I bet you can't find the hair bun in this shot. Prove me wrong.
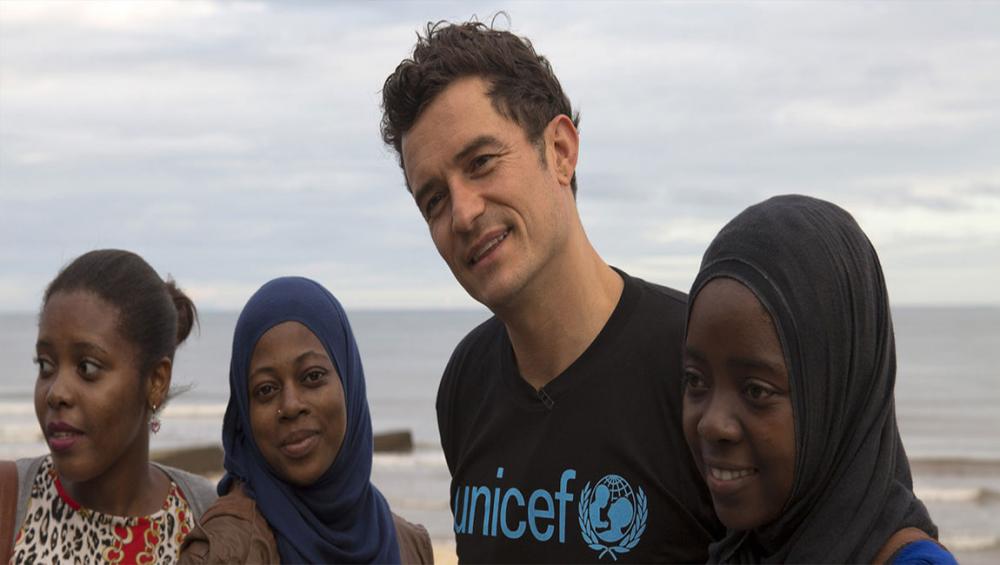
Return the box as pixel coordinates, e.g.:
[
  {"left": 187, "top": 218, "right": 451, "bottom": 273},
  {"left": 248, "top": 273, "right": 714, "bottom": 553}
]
[{"left": 165, "top": 278, "right": 198, "bottom": 346}]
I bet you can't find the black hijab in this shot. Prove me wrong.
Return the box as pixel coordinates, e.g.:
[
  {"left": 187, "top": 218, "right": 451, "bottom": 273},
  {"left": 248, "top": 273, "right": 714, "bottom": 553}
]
[{"left": 688, "top": 195, "right": 936, "bottom": 563}]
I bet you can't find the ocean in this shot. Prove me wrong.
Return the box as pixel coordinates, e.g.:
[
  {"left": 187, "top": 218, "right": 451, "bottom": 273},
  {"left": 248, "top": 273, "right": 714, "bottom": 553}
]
[{"left": 2, "top": 307, "right": 998, "bottom": 563}]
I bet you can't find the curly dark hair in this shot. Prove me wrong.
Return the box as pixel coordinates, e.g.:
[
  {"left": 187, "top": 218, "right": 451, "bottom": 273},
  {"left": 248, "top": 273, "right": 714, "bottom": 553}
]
[{"left": 380, "top": 18, "right": 580, "bottom": 194}]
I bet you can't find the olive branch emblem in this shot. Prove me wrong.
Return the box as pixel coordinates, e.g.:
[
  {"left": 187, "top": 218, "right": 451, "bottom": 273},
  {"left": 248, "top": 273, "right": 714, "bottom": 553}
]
[{"left": 577, "top": 479, "right": 648, "bottom": 560}]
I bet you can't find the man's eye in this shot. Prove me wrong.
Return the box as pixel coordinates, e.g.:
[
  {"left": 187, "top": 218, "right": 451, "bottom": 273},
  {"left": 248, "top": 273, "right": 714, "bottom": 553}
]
[
  {"left": 470, "top": 154, "right": 494, "bottom": 172},
  {"left": 424, "top": 192, "right": 445, "bottom": 218}
]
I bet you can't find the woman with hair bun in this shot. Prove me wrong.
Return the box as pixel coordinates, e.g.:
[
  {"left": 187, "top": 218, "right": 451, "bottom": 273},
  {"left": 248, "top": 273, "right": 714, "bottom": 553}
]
[{"left": 6, "top": 249, "right": 217, "bottom": 564}]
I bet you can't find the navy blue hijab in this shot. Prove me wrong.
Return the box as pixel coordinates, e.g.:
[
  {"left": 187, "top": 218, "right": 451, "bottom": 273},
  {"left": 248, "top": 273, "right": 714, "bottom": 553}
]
[{"left": 219, "top": 277, "right": 401, "bottom": 563}]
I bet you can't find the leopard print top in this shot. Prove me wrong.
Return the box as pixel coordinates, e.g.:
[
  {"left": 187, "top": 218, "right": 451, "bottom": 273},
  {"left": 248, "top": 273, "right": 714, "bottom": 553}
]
[{"left": 10, "top": 456, "right": 194, "bottom": 565}]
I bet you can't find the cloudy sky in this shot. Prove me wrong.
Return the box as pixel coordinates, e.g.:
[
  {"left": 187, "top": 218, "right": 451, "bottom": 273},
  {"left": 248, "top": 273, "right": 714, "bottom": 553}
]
[{"left": 1, "top": 1, "right": 998, "bottom": 312}]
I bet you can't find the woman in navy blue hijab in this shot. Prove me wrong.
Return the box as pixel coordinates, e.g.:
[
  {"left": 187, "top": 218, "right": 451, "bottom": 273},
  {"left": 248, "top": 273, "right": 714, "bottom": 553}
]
[{"left": 180, "top": 277, "right": 432, "bottom": 564}]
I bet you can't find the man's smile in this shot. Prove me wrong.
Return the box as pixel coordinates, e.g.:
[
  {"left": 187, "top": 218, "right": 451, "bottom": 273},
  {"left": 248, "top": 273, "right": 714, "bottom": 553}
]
[{"left": 467, "top": 228, "right": 510, "bottom": 266}]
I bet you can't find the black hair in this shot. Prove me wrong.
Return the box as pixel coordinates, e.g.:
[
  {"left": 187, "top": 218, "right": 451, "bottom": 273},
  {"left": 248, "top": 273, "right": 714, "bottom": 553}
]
[
  {"left": 43, "top": 249, "right": 197, "bottom": 399},
  {"left": 381, "top": 17, "right": 580, "bottom": 194}
]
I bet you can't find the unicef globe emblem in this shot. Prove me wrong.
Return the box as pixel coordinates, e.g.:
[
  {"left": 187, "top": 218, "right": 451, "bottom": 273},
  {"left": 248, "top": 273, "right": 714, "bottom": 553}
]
[{"left": 577, "top": 474, "right": 648, "bottom": 560}]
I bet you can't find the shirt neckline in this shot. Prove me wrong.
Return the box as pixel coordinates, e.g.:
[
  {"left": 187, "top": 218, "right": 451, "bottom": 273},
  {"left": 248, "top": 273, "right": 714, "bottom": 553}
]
[
  {"left": 46, "top": 455, "right": 181, "bottom": 524},
  {"left": 499, "top": 267, "right": 639, "bottom": 410}
]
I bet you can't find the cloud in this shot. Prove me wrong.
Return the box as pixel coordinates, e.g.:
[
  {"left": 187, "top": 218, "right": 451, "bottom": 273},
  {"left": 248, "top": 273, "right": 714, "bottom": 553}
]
[
  {"left": 0, "top": 1, "right": 227, "bottom": 30},
  {"left": 1, "top": 1, "right": 999, "bottom": 310}
]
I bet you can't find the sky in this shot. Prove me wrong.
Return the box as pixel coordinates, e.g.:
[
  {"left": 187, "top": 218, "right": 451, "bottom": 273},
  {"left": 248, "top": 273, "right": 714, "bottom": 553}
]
[{"left": 1, "top": 0, "right": 998, "bottom": 312}]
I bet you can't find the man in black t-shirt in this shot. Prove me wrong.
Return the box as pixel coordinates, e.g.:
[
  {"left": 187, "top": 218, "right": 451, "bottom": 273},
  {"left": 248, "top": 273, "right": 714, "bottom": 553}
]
[{"left": 379, "top": 20, "right": 721, "bottom": 562}]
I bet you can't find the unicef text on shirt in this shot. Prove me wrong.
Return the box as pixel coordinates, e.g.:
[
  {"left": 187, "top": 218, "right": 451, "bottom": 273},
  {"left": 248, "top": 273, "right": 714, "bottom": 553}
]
[{"left": 453, "top": 467, "right": 577, "bottom": 542}]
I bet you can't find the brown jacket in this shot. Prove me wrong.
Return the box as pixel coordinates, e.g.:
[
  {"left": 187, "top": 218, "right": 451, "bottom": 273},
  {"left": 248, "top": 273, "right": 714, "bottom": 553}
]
[{"left": 179, "top": 482, "right": 432, "bottom": 564}]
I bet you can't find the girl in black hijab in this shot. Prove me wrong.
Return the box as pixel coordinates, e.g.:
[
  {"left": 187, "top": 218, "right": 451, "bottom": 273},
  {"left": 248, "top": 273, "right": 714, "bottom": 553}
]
[{"left": 682, "top": 195, "right": 955, "bottom": 563}]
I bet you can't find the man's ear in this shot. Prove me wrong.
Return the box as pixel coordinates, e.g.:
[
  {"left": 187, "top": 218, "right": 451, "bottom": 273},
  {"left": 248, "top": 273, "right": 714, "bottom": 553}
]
[
  {"left": 547, "top": 114, "right": 579, "bottom": 188},
  {"left": 147, "top": 356, "right": 172, "bottom": 411}
]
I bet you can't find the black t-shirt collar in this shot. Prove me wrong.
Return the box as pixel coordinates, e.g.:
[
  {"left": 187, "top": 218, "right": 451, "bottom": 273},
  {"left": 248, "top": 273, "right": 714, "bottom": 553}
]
[{"left": 499, "top": 267, "right": 638, "bottom": 410}]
